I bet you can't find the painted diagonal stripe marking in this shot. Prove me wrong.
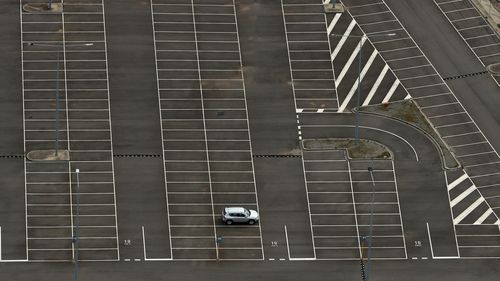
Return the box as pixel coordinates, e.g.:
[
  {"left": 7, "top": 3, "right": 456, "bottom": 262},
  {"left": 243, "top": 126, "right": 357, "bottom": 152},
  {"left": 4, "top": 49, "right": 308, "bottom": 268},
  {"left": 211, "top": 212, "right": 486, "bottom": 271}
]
[
  {"left": 338, "top": 49, "right": 377, "bottom": 112},
  {"left": 450, "top": 185, "right": 476, "bottom": 208},
  {"left": 454, "top": 197, "right": 484, "bottom": 225},
  {"left": 335, "top": 36, "right": 367, "bottom": 88},
  {"left": 327, "top": 13, "right": 342, "bottom": 36},
  {"left": 448, "top": 173, "right": 468, "bottom": 191},
  {"left": 363, "top": 64, "right": 389, "bottom": 106},
  {"left": 474, "top": 208, "right": 493, "bottom": 225},
  {"left": 331, "top": 19, "right": 356, "bottom": 61},
  {"left": 381, "top": 79, "right": 400, "bottom": 103}
]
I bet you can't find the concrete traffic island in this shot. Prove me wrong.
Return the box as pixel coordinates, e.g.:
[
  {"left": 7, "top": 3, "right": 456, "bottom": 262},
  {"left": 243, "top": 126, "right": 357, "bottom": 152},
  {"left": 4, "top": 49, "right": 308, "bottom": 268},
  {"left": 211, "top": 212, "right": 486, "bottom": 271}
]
[
  {"left": 23, "top": 3, "right": 63, "bottom": 13},
  {"left": 27, "top": 150, "right": 70, "bottom": 161},
  {"left": 359, "top": 100, "right": 460, "bottom": 169},
  {"left": 302, "top": 138, "right": 392, "bottom": 160},
  {"left": 487, "top": 63, "right": 500, "bottom": 76}
]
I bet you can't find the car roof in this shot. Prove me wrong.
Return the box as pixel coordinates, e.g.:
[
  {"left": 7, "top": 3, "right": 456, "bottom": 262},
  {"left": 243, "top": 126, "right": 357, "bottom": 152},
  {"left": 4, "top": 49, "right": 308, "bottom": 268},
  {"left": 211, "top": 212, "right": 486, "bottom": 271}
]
[{"left": 225, "top": 207, "right": 245, "bottom": 213}]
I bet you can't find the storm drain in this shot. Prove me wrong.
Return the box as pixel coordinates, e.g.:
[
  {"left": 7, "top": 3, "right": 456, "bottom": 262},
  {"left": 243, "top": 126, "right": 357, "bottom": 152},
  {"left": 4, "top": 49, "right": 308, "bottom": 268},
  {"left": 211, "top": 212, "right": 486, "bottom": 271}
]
[
  {"left": 253, "top": 155, "right": 301, "bottom": 158},
  {"left": 443, "top": 71, "right": 488, "bottom": 81}
]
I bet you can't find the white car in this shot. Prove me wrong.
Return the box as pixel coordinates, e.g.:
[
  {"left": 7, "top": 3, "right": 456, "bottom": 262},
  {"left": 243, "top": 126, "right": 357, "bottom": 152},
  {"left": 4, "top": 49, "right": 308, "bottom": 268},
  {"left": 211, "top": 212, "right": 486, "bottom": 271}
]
[{"left": 222, "top": 207, "right": 259, "bottom": 225}]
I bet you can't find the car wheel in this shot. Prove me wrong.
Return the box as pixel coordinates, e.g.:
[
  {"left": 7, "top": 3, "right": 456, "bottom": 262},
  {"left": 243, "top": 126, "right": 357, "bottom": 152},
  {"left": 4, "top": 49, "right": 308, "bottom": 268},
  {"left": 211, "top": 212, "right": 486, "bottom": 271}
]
[
  {"left": 226, "top": 220, "right": 233, "bottom": 225},
  {"left": 248, "top": 220, "right": 255, "bottom": 225}
]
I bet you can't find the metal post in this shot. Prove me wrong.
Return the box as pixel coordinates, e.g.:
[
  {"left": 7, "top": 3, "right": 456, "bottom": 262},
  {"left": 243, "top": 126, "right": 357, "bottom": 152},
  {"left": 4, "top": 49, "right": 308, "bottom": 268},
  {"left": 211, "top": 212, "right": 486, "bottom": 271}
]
[
  {"left": 354, "top": 37, "right": 362, "bottom": 142},
  {"left": 73, "top": 169, "right": 80, "bottom": 281},
  {"left": 55, "top": 50, "right": 60, "bottom": 156},
  {"left": 366, "top": 167, "right": 375, "bottom": 281}
]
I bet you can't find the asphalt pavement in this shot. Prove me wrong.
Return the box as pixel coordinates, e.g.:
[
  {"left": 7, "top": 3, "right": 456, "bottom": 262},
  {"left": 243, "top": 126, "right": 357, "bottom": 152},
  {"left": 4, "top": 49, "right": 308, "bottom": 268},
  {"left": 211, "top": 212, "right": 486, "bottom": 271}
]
[{"left": 1, "top": 0, "right": 500, "bottom": 279}]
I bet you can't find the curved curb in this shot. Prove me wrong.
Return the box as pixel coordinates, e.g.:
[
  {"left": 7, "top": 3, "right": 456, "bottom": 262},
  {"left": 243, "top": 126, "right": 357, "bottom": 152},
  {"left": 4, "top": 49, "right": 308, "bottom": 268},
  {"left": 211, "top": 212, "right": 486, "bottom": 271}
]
[
  {"left": 26, "top": 150, "right": 70, "bottom": 162},
  {"left": 301, "top": 138, "right": 393, "bottom": 160},
  {"left": 354, "top": 105, "right": 460, "bottom": 171},
  {"left": 23, "top": 3, "right": 63, "bottom": 13}
]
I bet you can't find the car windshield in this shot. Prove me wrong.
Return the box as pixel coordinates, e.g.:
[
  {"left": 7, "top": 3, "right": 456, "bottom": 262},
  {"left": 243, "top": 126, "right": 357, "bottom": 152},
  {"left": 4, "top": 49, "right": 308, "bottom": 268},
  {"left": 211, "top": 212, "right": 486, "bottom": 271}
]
[{"left": 244, "top": 208, "right": 250, "bottom": 216}]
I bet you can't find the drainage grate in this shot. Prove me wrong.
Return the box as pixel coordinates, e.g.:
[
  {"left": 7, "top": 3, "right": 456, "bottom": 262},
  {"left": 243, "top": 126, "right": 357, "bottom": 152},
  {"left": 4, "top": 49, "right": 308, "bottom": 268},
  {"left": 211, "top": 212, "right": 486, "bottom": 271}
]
[
  {"left": 253, "top": 155, "right": 301, "bottom": 158},
  {"left": 113, "top": 154, "right": 162, "bottom": 158},
  {"left": 0, "top": 155, "right": 24, "bottom": 159},
  {"left": 443, "top": 71, "right": 488, "bottom": 81}
]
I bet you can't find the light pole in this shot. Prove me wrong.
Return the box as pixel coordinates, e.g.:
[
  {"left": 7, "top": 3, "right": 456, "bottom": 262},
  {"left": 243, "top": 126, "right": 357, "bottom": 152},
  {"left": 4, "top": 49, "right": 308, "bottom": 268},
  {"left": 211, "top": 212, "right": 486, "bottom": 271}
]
[
  {"left": 26, "top": 42, "right": 93, "bottom": 157},
  {"left": 330, "top": 33, "right": 396, "bottom": 142},
  {"left": 73, "top": 169, "right": 81, "bottom": 281},
  {"left": 365, "top": 166, "right": 376, "bottom": 281}
]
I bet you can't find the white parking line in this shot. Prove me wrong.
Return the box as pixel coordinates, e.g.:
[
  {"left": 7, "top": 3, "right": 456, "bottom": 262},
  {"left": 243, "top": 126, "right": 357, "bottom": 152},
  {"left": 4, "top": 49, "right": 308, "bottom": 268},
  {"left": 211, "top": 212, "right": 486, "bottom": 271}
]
[
  {"left": 335, "top": 36, "right": 367, "bottom": 88},
  {"left": 331, "top": 20, "right": 357, "bottom": 61},
  {"left": 433, "top": 0, "right": 500, "bottom": 89},
  {"left": 438, "top": 0, "right": 462, "bottom": 4},
  {"left": 347, "top": 2, "right": 383, "bottom": 9},
  {"left": 392, "top": 64, "right": 431, "bottom": 71},
  {"left": 327, "top": 13, "right": 342, "bottom": 36},
  {"left": 479, "top": 52, "right": 500, "bottom": 58},
  {"left": 434, "top": 121, "right": 473, "bottom": 129},
  {"left": 455, "top": 151, "right": 495, "bottom": 158},
  {"left": 466, "top": 33, "right": 495, "bottom": 40},
  {"left": 420, "top": 102, "right": 459, "bottom": 109},
  {"left": 450, "top": 185, "right": 476, "bottom": 207},
  {"left": 338, "top": 49, "right": 378, "bottom": 112},
  {"left": 366, "top": 28, "right": 403, "bottom": 36},
  {"left": 360, "top": 19, "right": 397, "bottom": 26},
  {"left": 379, "top": 46, "right": 418, "bottom": 54},
  {"left": 381, "top": 79, "right": 400, "bottom": 103},
  {"left": 347, "top": 160, "right": 362, "bottom": 258},
  {"left": 464, "top": 160, "right": 500, "bottom": 168},
  {"left": 446, "top": 7, "right": 475, "bottom": 13},
  {"left": 470, "top": 172, "right": 500, "bottom": 179},
  {"left": 451, "top": 15, "right": 482, "bottom": 23},
  {"left": 406, "top": 83, "right": 445, "bottom": 90},
  {"left": 454, "top": 197, "right": 484, "bottom": 224},
  {"left": 473, "top": 43, "right": 500, "bottom": 49}
]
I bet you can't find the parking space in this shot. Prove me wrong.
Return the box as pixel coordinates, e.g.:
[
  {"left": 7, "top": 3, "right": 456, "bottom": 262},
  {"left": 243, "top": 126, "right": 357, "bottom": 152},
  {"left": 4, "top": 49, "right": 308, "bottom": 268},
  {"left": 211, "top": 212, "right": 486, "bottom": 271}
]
[
  {"left": 21, "top": 0, "right": 118, "bottom": 261},
  {"left": 343, "top": 0, "right": 500, "bottom": 218},
  {"left": 281, "top": 0, "right": 338, "bottom": 112},
  {"left": 434, "top": 0, "right": 500, "bottom": 86},
  {"left": 455, "top": 224, "right": 500, "bottom": 258},
  {"left": 151, "top": 0, "right": 263, "bottom": 260},
  {"left": 302, "top": 150, "right": 406, "bottom": 260}
]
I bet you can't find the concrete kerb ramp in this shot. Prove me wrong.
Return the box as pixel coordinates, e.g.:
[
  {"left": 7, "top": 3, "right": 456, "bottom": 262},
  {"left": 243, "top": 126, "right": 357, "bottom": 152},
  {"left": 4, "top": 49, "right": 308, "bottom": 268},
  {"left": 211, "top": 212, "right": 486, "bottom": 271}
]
[{"left": 26, "top": 150, "right": 70, "bottom": 162}]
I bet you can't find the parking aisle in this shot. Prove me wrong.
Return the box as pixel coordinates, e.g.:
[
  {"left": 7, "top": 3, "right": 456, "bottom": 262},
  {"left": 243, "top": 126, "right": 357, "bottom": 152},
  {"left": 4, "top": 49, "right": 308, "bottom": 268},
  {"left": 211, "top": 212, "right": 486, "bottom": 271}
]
[
  {"left": 21, "top": 0, "right": 118, "bottom": 261},
  {"left": 303, "top": 150, "right": 406, "bottom": 260},
  {"left": 434, "top": 0, "right": 500, "bottom": 86},
  {"left": 281, "top": 0, "right": 338, "bottom": 112},
  {"left": 342, "top": 0, "right": 500, "bottom": 217},
  {"left": 151, "top": 0, "right": 263, "bottom": 260}
]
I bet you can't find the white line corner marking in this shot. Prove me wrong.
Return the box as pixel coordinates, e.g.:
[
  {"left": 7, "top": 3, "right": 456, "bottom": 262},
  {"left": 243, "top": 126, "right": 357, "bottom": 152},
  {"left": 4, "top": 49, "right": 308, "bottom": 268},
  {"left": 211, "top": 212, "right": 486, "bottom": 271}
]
[
  {"left": 142, "top": 226, "right": 172, "bottom": 261},
  {"left": 426, "top": 222, "right": 459, "bottom": 260},
  {"left": 284, "top": 225, "right": 316, "bottom": 261}
]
